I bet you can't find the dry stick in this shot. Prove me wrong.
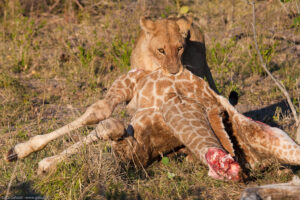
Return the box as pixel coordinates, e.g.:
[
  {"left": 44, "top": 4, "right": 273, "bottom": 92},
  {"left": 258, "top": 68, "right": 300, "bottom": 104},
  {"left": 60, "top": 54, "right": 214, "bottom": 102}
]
[
  {"left": 73, "top": 0, "right": 84, "bottom": 10},
  {"left": 297, "top": 116, "right": 300, "bottom": 142},
  {"left": 4, "top": 160, "right": 19, "bottom": 200},
  {"left": 48, "top": 0, "right": 61, "bottom": 12},
  {"left": 250, "top": 2, "right": 299, "bottom": 132}
]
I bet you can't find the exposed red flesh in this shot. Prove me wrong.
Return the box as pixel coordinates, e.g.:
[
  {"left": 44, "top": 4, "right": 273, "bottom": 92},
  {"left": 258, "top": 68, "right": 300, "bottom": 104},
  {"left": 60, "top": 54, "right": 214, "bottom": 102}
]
[{"left": 205, "top": 147, "right": 240, "bottom": 181}]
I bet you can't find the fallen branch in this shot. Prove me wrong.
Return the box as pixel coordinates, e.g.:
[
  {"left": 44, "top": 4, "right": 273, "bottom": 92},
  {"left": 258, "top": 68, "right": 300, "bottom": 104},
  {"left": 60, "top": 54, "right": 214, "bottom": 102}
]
[
  {"left": 48, "top": 0, "right": 60, "bottom": 12},
  {"left": 73, "top": 0, "right": 84, "bottom": 10},
  {"left": 241, "top": 175, "right": 300, "bottom": 200},
  {"left": 232, "top": 32, "right": 300, "bottom": 45},
  {"left": 297, "top": 115, "right": 300, "bottom": 142},
  {"left": 250, "top": 1, "right": 300, "bottom": 143},
  {"left": 4, "top": 161, "right": 18, "bottom": 200}
]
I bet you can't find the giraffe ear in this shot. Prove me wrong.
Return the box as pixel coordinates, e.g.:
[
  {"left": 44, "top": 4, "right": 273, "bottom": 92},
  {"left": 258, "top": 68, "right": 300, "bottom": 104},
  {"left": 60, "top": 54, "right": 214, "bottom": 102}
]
[
  {"left": 176, "top": 16, "right": 193, "bottom": 38},
  {"left": 140, "top": 17, "right": 156, "bottom": 34}
]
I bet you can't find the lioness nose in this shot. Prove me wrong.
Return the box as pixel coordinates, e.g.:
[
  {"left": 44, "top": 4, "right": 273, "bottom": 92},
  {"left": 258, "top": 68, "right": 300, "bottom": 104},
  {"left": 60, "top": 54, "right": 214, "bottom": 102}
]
[{"left": 168, "top": 64, "right": 180, "bottom": 74}]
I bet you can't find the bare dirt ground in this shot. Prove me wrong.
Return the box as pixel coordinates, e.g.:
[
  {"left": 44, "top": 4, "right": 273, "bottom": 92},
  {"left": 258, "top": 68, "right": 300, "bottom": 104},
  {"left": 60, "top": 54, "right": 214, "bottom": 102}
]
[{"left": 0, "top": 0, "right": 299, "bottom": 199}]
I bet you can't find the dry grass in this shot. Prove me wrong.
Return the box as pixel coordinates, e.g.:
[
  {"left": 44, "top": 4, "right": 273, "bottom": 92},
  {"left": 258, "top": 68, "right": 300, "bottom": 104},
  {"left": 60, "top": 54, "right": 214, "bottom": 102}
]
[{"left": 0, "top": 0, "right": 299, "bottom": 199}]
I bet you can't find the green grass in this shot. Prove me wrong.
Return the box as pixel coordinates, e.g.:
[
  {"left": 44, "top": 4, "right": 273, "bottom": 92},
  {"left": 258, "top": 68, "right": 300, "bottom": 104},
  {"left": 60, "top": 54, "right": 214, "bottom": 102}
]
[{"left": 0, "top": 0, "right": 299, "bottom": 199}]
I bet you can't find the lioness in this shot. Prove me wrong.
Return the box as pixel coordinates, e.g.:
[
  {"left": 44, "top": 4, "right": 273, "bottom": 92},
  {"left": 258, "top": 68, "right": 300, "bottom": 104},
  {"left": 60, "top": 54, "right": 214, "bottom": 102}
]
[{"left": 131, "top": 16, "right": 219, "bottom": 93}]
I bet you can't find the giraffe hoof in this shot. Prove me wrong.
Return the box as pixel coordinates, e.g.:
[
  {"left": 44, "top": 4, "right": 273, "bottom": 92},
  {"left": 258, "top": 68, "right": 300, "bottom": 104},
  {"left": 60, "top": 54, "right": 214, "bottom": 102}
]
[
  {"left": 6, "top": 148, "right": 18, "bottom": 162},
  {"left": 37, "top": 157, "right": 58, "bottom": 175},
  {"left": 206, "top": 147, "right": 241, "bottom": 181}
]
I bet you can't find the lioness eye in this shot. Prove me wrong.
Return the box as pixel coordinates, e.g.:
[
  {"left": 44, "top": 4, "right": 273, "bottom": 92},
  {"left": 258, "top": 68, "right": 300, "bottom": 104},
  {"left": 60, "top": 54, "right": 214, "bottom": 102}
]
[
  {"left": 158, "top": 48, "right": 165, "bottom": 54},
  {"left": 177, "top": 46, "right": 183, "bottom": 51}
]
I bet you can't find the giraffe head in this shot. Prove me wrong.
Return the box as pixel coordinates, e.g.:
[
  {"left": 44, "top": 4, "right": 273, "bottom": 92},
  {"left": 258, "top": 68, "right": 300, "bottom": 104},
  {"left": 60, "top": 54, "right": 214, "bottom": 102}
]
[{"left": 139, "top": 17, "right": 191, "bottom": 75}]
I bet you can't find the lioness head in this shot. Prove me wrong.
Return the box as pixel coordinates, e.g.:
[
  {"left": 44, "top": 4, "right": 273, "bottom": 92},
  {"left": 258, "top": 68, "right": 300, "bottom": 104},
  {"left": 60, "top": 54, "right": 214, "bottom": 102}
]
[{"left": 139, "top": 17, "right": 192, "bottom": 75}]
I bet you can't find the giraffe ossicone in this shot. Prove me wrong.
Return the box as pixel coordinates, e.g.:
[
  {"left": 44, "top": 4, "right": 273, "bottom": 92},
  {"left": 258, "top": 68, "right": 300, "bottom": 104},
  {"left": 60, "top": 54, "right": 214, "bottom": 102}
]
[{"left": 6, "top": 68, "right": 300, "bottom": 181}]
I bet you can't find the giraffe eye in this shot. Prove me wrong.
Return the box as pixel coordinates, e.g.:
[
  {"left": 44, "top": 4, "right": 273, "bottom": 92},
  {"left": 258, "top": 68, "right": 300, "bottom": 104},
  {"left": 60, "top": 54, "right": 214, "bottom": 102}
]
[
  {"left": 177, "top": 46, "right": 183, "bottom": 51},
  {"left": 158, "top": 48, "right": 165, "bottom": 54}
]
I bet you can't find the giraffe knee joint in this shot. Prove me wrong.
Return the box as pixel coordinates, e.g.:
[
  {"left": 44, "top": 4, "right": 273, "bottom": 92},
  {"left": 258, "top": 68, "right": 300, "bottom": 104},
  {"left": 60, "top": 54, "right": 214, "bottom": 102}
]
[
  {"left": 95, "top": 118, "right": 125, "bottom": 141},
  {"left": 84, "top": 101, "right": 113, "bottom": 125}
]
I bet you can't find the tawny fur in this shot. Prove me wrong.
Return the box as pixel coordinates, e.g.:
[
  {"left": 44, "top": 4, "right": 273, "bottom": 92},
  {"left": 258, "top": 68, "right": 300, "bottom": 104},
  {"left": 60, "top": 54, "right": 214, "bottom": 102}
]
[
  {"left": 6, "top": 17, "right": 300, "bottom": 179},
  {"left": 131, "top": 16, "right": 219, "bottom": 93}
]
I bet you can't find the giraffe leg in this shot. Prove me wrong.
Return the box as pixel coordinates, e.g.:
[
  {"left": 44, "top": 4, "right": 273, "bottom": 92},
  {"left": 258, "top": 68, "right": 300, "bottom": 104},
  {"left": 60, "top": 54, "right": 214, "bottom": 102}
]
[
  {"left": 6, "top": 70, "right": 144, "bottom": 162},
  {"left": 37, "top": 118, "right": 126, "bottom": 174},
  {"left": 110, "top": 110, "right": 155, "bottom": 167},
  {"left": 111, "top": 109, "right": 182, "bottom": 167},
  {"left": 37, "top": 129, "right": 99, "bottom": 175},
  {"left": 162, "top": 97, "right": 241, "bottom": 181},
  {"left": 242, "top": 121, "right": 300, "bottom": 166},
  {"left": 223, "top": 107, "right": 300, "bottom": 168},
  {"left": 6, "top": 99, "right": 113, "bottom": 162},
  {"left": 267, "top": 127, "right": 300, "bottom": 165},
  {"left": 111, "top": 136, "right": 150, "bottom": 167}
]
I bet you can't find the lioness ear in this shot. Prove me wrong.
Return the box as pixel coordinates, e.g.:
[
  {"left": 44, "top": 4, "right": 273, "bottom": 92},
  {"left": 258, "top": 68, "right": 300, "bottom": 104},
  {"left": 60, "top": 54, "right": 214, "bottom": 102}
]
[
  {"left": 176, "top": 16, "right": 193, "bottom": 38},
  {"left": 140, "top": 17, "right": 155, "bottom": 34}
]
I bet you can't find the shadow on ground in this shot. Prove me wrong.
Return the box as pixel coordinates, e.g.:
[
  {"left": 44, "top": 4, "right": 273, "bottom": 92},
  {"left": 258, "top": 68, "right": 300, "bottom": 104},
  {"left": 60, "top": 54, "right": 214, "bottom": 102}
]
[
  {"left": 243, "top": 100, "right": 291, "bottom": 127},
  {"left": 2, "top": 181, "right": 44, "bottom": 200}
]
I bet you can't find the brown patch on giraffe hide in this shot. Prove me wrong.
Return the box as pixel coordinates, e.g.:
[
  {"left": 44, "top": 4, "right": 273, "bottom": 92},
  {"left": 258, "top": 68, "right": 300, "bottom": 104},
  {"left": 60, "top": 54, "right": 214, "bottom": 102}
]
[
  {"left": 139, "top": 96, "right": 155, "bottom": 108},
  {"left": 205, "top": 137, "right": 219, "bottom": 144},
  {"left": 146, "top": 113, "right": 183, "bottom": 161},
  {"left": 155, "top": 99, "right": 163, "bottom": 107},
  {"left": 188, "top": 138, "right": 203, "bottom": 150},
  {"left": 125, "top": 88, "right": 132, "bottom": 97},
  {"left": 175, "top": 81, "right": 195, "bottom": 94},
  {"left": 182, "top": 127, "right": 190, "bottom": 133},
  {"left": 142, "top": 81, "right": 154, "bottom": 97},
  {"left": 207, "top": 107, "right": 235, "bottom": 156},
  {"left": 156, "top": 80, "right": 173, "bottom": 96},
  {"left": 183, "top": 113, "right": 193, "bottom": 119},
  {"left": 191, "top": 120, "right": 201, "bottom": 127},
  {"left": 163, "top": 92, "right": 177, "bottom": 102},
  {"left": 229, "top": 115, "right": 269, "bottom": 170},
  {"left": 173, "top": 96, "right": 182, "bottom": 104},
  {"left": 170, "top": 116, "right": 182, "bottom": 128},
  {"left": 124, "top": 78, "right": 131, "bottom": 86},
  {"left": 177, "top": 69, "right": 192, "bottom": 81}
]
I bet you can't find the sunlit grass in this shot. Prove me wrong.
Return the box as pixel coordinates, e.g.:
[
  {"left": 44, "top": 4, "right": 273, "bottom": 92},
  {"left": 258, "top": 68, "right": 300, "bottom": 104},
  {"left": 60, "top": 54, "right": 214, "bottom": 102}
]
[{"left": 0, "top": 0, "right": 299, "bottom": 199}]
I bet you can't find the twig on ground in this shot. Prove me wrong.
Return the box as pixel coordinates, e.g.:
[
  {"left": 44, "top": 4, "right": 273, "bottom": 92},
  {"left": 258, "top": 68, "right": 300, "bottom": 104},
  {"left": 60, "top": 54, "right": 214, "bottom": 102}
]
[
  {"left": 73, "top": 0, "right": 84, "bottom": 10},
  {"left": 48, "top": 0, "right": 60, "bottom": 12},
  {"left": 295, "top": 1, "right": 300, "bottom": 14},
  {"left": 250, "top": 1, "right": 300, "bottom": 142},
  {"left": 4, "top": 160, "right": 19, "bottom": 200},
  {"left": 297, "top": 116, "right": 300, "bottom": 142},
  {"left": 241, "top": 175, "right": 300, "bottom": 200},
  {"left": 278, "top": 0, "right": 289, "bottom": 14}
]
